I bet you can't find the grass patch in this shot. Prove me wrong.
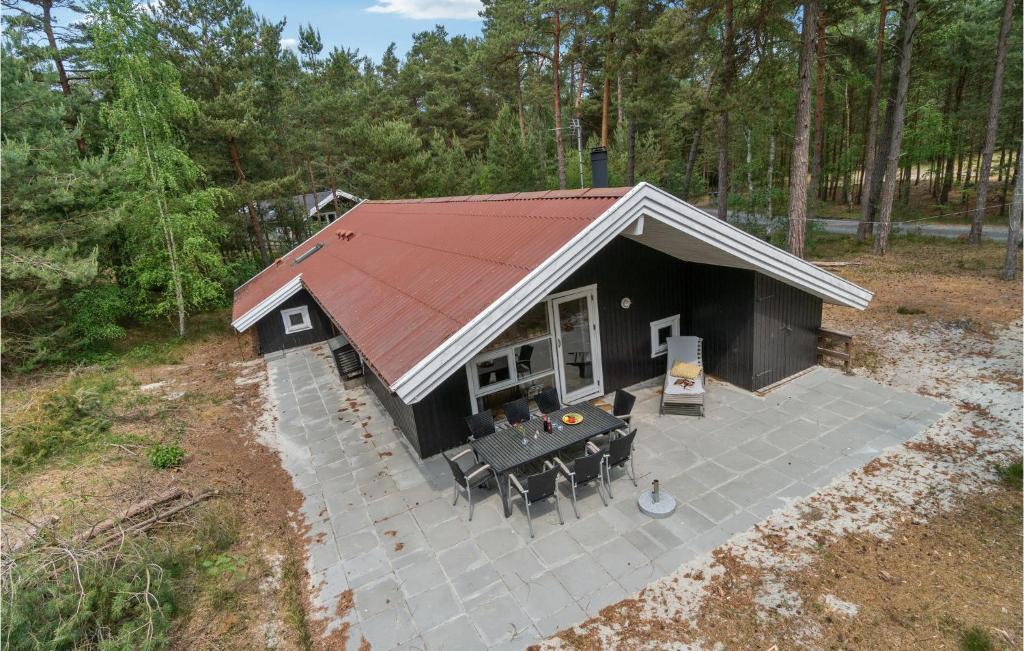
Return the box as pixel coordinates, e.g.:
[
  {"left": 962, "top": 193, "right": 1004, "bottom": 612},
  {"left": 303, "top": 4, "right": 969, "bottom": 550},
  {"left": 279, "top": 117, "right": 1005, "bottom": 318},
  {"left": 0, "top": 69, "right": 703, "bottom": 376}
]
[
  {"left": 896, "top": 306, "right": 926, "bottom": 315},
  {"left": 996, "top": 461, "right": 1023, "bottom": 491},
  {"left": 960, "top": 626, "right": 995, "bottom": 651},
  {"left": 281, "top": 552, "right": 314, "bottom": 650},
  {"left": 149, "top": 443, "right": 186, "bottom": 469}
]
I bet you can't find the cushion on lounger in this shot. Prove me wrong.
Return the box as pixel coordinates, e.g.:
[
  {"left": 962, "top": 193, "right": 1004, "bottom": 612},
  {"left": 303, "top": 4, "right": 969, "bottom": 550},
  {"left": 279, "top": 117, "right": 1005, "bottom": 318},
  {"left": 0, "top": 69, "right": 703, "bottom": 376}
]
[{"left": 670, "top": 361, "right": 702, "bottom": 380}]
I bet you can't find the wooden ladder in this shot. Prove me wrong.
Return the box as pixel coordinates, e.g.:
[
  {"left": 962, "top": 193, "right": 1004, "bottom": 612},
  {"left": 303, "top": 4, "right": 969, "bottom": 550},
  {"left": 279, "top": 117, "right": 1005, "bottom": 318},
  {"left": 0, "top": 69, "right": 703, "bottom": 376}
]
[{"left": 817, "top": 328, "right": 854, "bottom": 375}]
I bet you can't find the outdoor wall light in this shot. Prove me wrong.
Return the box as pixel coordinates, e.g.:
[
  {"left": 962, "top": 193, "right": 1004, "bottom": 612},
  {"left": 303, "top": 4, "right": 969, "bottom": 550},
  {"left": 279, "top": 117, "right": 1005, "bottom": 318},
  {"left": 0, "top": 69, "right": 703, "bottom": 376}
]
[{"left": 620, "top": 297, "right": 632, "bottom": 309}]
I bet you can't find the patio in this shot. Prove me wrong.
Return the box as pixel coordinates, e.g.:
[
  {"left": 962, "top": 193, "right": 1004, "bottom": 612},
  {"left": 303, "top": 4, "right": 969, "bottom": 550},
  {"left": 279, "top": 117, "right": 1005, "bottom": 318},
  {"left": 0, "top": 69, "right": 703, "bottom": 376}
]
[{"left": 266, "top": 344, "right": 949, "bottom": 650}]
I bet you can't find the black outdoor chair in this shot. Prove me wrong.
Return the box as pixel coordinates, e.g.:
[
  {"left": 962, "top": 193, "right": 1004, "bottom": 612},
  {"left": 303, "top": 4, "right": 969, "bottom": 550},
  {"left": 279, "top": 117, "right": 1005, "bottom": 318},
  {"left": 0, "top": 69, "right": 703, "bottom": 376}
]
[
  {"left": 601, "top": 428, "right": 638, "bottom": 498},
  {"left": 503, "top": 397, "right": 531, "bottom": 425},
  {"left": 612, "top": 389, "right": 637, "bottom": 426},
  {"left": 535, "top": 387, "right": 562, "bottom": 415},
  {"left": 464, "top": 410, "right": 496, "bottom": 440},
  {"left": 508, "top": 462, "right": 564, "bottom": 538},
  {"left": 554, "top": 443, "right": 608, "bottom": 518},
  {"left": 443, "top": 449, "right": 497, "bottom": 521}
]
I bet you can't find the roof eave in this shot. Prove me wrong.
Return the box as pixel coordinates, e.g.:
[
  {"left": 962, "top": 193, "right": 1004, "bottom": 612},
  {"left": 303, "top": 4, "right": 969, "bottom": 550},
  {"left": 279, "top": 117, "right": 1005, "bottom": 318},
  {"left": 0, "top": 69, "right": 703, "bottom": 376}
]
[{"left": 231, "top": 274, "right": 304, "bottom": 332}]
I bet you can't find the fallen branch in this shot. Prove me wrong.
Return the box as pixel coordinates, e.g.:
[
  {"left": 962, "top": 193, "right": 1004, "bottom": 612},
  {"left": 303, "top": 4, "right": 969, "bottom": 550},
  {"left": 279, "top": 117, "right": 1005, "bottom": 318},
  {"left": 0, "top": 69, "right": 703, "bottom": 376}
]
[
  {"left": 3, "top": 511, "right": 60, "bottom": 553},
  {"left": 813, "top": 261, "right": 864, "bottom": 268},
  {"left": 96, "top": 490, "right": 218, "bottom": 551},
  {"left": 75, "top": 487, "right": 185, "bottom": 545}
]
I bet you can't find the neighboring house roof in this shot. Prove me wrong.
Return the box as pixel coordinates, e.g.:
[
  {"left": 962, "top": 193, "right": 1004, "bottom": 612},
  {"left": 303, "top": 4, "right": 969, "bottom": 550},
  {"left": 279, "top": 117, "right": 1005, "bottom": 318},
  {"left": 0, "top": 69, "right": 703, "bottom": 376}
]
[
  {"left": 253, "top": 189, "right": 362, "bottom": 222},
  {"left": 232, "top": 183, "right": 873, "bottom": 403}
]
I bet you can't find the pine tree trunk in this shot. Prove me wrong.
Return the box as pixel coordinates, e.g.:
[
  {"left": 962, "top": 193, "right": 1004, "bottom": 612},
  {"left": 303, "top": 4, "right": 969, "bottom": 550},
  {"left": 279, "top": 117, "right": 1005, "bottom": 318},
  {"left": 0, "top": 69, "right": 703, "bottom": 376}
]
[
  {"left": 745, "top": 128, "right": 753, "bottom": 197},
  {"left": 717, "top": 0, "right": 735, "bottom": 220},
  {"left": 970, "top": 0, "right": 1015, "bottom": 243},
  {"left": 1002, "top": 143, "right": 1023, "bottom": 279},
  {"left": 842, "top": 84, "right": 852, "bottom": 206},
  {"left": 627, "top": 117, "right": 637, "bottom": 185},
  {"left": 514, "top": 60, "right": 526, "bottom": 141},
  {"left": 616, "top": 75, "right": 624, "bottom": 125},
  {"left": 552, "top": 10, "right": 567, "bottom": 190},
  {"left": 810, "top": 10, "right": 826, "bottom": 205},
  {"left": 1000, "top": 147, "right": 1015, "bottom": 215},
  {"left": 768, "top": 130, "right": 776, "bottom": 221},
  {"left": 682, "top": 123, "right": 703, "bottom": 200},
  {"left": 786, "top": 0, "right": 818, "bottom": 258},
  {"left": 229, "top": 138, "right": 270, "bottom": 265},
  {"left": 857, "top": 0, "right": 888, "bottom": 241},
  {"left": 874, "top": 0, "right": 918, "bottom": 256},
  {"left": 940, "top": 69, "right": 965, "bottom": 203},
  {"left": 41, "top": 0, "right": 87, "bottom": 156},
  {"left": 601, "top": 0, "right": 617, "bottom": 147}
]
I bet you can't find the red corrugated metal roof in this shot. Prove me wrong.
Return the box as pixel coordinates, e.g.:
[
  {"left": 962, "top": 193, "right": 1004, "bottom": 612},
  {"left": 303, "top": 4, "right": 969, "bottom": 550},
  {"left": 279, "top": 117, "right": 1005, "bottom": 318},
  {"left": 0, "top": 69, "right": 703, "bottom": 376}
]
[{"left": 232, "top": 188, "right": 632, "bottom": 387}]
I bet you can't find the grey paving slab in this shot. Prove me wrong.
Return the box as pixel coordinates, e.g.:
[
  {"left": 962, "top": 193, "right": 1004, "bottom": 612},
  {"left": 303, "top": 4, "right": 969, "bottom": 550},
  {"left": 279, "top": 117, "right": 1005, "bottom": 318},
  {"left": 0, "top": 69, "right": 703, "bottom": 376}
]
[{"left": 264, "top": 346, "right": 950, "bottom": 649}]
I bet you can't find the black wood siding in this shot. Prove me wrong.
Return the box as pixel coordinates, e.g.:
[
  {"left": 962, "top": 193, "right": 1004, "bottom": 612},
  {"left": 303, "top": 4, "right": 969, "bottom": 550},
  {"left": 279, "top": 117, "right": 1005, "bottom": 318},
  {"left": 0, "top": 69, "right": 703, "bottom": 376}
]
[
  {"left": 556, "top": 237, "right": 689, "bottom": 391},
  {"left": 686, "top": 264, "right": 757, "bottom": 390},
  {"left": 256, "top": 289, "right": 336, "bottom": 354},
  {"left": 752, "top": 275, "right": 822, "bottom": 389},
  {"left": 412, "top": 371, "right": 472, "bottom": 457},
  {"left": 365, "top": 365, "right": 420, "bottom": 455}
]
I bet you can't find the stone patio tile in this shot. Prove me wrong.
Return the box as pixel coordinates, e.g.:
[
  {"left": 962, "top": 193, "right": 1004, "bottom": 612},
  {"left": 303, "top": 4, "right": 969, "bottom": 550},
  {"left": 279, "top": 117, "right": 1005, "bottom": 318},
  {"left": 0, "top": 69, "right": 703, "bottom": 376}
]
[
  {"left": 491, "top": 546, "right": 546, "bottom": 583},
  {"left": 360, "top": 476, "right": 399, "bottom": 502},
  {"left": 366, "top": 493, "right": 408, "bottom": 523},
  {"left": 318, "top": 462, "right": 356, "bottom": 486},
  {"left": 506, "top": 570, "right": 577, "bottom": 621},
  {"left": 392, "top": 466, "right": 431, "bottom": 491},
  {"left": 473, "top": 523, "right": 524, "bottom": 560},
  {"left": 669, "top": 504, "right": 716, "bottom": 535},
  {"left": 687, "top": 460, "right": 735, "bottom": 490},
  {"left": 775, "top": 481, "right": 815, "bottom": 501},
  {"left": 531, "top": 529, "right": 585, "bottom": 567},
  {"left": 858, "top": 407, "right": 911, "bottom": 432},
  {"left": 617, "top": 560, "right": 659, "bottom": 593},
  {"left": 789, "top": 440, "right": 838, "bottom": 467},
  {"left": 564, "top": 512, "right": 615, "bottom": 550},
  {"left": 463, "top": 501, "right": 506, "bottom": 536},
  {"left": 311, "top": 560, "right": 349, "bottom": 604},
  {"left": 687, "top": 433, "right": 735, "bottom": 459},
  {"left": 407, "top": 583, "right": 463, "bottom": 633},
  {"left": 307, "top": 534, "right": 341, "bottom": 573},
  {"left": 653, "top": 544, "right": 699, "bottom": 575},
  {"left": 641, "top": 520, "right": 684, "bottom": 551},
  {"left": 866, "top": 431, "right": 908, "bottom": 452},
  {"left": 342, "top": 545, "right": 391, "bottom": 588},
  {"left": 842, "top": 387, "right": 889, "bottom": 408},
  {"left": 424, "top": 518, "right": 471, "bottom": 553},
  {"left": 437, "top": 539, "right": 487, "bottom": 577},
  {"left": 534, "top": 602, "right": 588, "bottom": 637},
  {"left": 713, "top": 449, "right": 761, "bottom": 473},
  {"left": 743, "top": 465, "right": 793, "bottom": 496},
  {"left": 747, "top": 495, "right": 787, "bottom": 519},
  {"left": 450, "top": 563, "right": 503, "bottom": 608},
  {"left": 336, "top": 527, "right": 380, "bottom": 561},
  {"left": 411, "top": 497, "right": 459, "bottom": 530},
  {"left": 395, "top": 551, "right": 448, "bottom": 599},
  {"left": 622, "top": 528, "right": 665, "bottom": 561},
  {"left": 689, "top": 490, "right": 740, "bottom": 524},
  {"left": 715, "top": 476, "right": 762, "bottom": 507},
  {"left": 361, "top": 603, "right": 419, "bottom": 650},
  {"left": 356, "top": 576, "right": 405, "bottom": 619},
  {"left": 718, "top": 509, "right": 761, "bottom": 537},
  {"left": 825, "top": 399, "right": 868, "bottom": 419},
  {"left": 467, "top": 596, "right": 535, "bottom": 647},
  {"left": 552, "top": 555, "right": 616, "bottom": 600},
  {"left": 577, "top": 580, "right": 629, "bottom": 616},
  {"left": 690, "top": 526, "right": 732, "bottom": 555},
  {"left": 591, "top": 537, "right": 649, "bottom": 581},
  {"left": 421, "top": 615, "right": 486, "bottom": 651},
  {"left": 737, "top": 438, "right": 785, "bottom": 462},
  {"left": 312, "top": 445, "right": 348, "bottom": 467},
  {"left": 308, "top": 434, "right": 343, "bottom": 456}
]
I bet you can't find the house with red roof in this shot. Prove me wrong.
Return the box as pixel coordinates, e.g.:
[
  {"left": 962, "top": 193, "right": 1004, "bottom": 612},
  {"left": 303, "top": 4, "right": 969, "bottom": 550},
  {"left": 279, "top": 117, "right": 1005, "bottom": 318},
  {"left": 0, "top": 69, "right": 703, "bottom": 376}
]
[{"left": 231, "top": 183, "right": 872, "bottom": 458}]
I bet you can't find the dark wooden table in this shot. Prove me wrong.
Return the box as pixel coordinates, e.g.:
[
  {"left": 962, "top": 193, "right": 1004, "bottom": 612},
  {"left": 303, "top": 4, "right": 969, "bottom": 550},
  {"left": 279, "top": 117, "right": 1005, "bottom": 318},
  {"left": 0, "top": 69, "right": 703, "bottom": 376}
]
[{"left": 472, "top": 402, "right": 626, "bottom": 517}]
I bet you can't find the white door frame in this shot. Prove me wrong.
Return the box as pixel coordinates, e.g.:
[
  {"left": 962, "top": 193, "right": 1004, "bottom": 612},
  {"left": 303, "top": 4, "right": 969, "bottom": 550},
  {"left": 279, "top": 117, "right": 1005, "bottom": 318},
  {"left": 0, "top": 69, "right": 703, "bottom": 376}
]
[{"left": 547, "top": 284, "right": 604, "bottom": 404}]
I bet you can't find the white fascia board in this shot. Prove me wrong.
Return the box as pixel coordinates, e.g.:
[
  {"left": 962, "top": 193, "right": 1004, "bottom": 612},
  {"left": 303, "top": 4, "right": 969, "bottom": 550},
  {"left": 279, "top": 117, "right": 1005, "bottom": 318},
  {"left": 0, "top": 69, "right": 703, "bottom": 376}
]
[
  {"left": 391, "top": 182, "right": 872, "bottom": 404},
  {"left": 231, "top": 274, "right": 304, "bottom": 332},
  {"left": 311, "top": 190, "right": 363, "bottom": 215}
]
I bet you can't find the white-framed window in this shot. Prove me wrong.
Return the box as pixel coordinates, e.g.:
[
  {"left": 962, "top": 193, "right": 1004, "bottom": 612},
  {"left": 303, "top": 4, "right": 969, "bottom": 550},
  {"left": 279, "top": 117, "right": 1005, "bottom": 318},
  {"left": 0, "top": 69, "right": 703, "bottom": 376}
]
[
  {"left": 650, "top": 314, "right": 680, "bottom": 358},
  {"left": 281, "top": 306, "right": 313, "bottom": 334},
  {"left": 466, "top": 334, "right": 556, "bottom": 414}
]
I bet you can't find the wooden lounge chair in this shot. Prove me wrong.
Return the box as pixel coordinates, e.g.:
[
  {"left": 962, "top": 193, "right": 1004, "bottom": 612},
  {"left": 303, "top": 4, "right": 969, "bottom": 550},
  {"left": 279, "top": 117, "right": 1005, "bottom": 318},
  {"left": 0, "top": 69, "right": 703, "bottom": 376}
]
[{"left": 660, "top": 336, "right": 706, "bottom": 417}]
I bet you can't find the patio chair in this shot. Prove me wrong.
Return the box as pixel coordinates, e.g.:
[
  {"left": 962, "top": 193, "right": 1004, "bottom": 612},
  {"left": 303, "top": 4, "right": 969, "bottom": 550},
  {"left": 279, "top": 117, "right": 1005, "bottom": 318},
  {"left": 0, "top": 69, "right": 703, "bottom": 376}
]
[
  {"left": 503, "top": 397, "right": 531, "bottom": 425},
  {"left": 601, "top": 429, "right": 637, "bottom": 498},
  {"left": 464, "top": 410, "right": 496, "bottom": 440},
  {"left": 535, "top": 387, "right": 562, "bottom": 415},
  {"left": 508, "top": 462, "right": 564, "bottom": 537},
  {"left": 515, "top": 344, "right": 534, "bottom": 375},
  {"left": 554, "top": 443, "right": 608, "bottom": 518},
  {"left": 612, "top": 389, "right": 637, "bottom": 425},
  {"left": 443, "top": 449, "right": 497, "bottom": 521},
  {"left": 660, "top": 336, "right": 706, "bottom": 417}
]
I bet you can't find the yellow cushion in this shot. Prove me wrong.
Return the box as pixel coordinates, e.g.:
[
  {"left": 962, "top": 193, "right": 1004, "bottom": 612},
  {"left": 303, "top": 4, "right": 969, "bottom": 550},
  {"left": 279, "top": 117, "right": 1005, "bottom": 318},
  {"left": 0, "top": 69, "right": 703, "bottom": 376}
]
[{"left": 670, "top": 361, "right": 702, "bottom": 380}]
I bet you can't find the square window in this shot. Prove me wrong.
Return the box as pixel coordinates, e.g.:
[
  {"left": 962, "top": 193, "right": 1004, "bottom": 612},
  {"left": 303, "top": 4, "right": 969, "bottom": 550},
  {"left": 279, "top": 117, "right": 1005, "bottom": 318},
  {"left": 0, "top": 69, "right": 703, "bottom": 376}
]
[
  {"left": 281, "top": 306, "right": 313, "bottom": 334},
  {"left": 650, "top": 315, "right": 680, "bottom": 358}
]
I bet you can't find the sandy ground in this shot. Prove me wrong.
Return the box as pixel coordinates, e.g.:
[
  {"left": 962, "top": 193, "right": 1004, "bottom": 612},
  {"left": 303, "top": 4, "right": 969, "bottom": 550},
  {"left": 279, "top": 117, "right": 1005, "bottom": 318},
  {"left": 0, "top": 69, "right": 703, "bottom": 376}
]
[{"left": 537, "top": 310, "right": 1022, "bottom": 649}]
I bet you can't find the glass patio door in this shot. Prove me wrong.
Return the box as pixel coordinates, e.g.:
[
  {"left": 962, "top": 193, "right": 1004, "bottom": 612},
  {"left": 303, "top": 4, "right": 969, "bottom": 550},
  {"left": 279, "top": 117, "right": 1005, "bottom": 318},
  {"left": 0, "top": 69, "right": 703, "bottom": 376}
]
[{"left": 550, "top": 287, "right": 603, "bottom": 403}]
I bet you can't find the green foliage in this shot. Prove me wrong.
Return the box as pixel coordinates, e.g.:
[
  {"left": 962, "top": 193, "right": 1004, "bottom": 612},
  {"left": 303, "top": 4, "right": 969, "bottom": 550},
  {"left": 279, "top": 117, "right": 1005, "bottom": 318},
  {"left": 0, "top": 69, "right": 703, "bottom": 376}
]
[
  {"left": 960, "top": 626, "right": 994, "bottom": 651},
  {"left": 201, "top": 553, "right": 246, "bottom": 578},
  {"left": 1, "top": 373, "right": 121, "bottom": 473},
  {"left": 482, "top": 105, "right": 545, "bottom": 193},
  {"left": 996, "top": 460, "right": 1023, "bottom": 491},
  {"left": 63, "top": 284, "right": 131, "bottom": 352},
  {"left": 149, "top": 443, "right": 186, "bottom": 469}
]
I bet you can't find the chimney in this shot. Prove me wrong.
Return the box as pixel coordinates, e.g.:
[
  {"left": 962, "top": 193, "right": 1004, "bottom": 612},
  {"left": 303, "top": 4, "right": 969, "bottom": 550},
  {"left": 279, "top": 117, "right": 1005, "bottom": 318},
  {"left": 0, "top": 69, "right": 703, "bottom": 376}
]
[{"left": 590, "top": 147, "right": 608, "bottom": 188}]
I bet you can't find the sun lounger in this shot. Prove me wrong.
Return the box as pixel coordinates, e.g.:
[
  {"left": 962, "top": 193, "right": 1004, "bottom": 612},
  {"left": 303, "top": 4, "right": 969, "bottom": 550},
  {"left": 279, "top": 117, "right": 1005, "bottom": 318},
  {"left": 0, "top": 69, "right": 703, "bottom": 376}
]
[{"left": 660, "top": 336, "right": 705, "bottom": 417}]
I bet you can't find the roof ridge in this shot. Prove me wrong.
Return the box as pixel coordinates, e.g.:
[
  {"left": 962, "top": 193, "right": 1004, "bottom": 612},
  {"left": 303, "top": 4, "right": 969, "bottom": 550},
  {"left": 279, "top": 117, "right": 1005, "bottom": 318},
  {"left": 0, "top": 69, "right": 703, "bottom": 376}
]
[{"left": 366, "top": 187, "right": 633, "bottom": 204}]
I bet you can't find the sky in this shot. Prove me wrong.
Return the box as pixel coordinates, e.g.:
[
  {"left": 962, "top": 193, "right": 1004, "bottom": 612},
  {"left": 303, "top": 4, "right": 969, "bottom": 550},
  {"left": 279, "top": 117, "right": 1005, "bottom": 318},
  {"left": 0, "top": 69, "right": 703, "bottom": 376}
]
[{"left": 242, "top": 0, "right": 484, "bottom": 61}]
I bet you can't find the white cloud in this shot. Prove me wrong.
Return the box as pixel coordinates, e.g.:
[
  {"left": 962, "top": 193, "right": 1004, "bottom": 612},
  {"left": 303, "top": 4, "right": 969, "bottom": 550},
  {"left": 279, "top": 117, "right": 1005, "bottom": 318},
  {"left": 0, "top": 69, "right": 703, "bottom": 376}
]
[
  {"left": 365, "top": 0, "right": 482, "bottom": 20},
  {"left": 281, "top": 37, "right": 299, "bottom": 51}
]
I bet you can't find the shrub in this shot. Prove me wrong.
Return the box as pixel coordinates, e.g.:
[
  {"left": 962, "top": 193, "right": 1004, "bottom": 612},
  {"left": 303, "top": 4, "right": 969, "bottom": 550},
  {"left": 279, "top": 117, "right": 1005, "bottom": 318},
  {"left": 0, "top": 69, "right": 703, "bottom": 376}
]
[
  {"left": 960, "top": 626, "right": 994, "bottom": 651},
  {"left": 2, "top": 374, "right": 118, "bottom": 472},
  {"left": 149, "top": 443, "right": 185, "bottom": 469},
  {"left": 997, "top": 460, "right": 1023, "bottom": 491},
  {"left": 62, "top": 284, "right": 131, "bottom": 354}
]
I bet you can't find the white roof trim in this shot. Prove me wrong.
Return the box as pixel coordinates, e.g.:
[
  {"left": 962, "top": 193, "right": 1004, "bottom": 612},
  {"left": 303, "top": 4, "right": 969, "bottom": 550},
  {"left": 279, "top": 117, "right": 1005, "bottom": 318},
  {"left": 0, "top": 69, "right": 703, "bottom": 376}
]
[
  {"left": 310, "top": 190, "right": 362, "bottom": 216},
  {"left": 390, "top": 182, "right": 872, "bottom": 403},
  {"left": 231, "top": 274, "right": 304, "bottom": 332}
]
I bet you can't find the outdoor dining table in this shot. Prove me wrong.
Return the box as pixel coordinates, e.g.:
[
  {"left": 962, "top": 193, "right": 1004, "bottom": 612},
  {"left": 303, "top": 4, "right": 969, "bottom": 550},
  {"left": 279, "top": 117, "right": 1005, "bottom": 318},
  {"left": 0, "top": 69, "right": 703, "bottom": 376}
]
[{"left": 471, "top": 402, "right": 627, "bottom": 517}]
